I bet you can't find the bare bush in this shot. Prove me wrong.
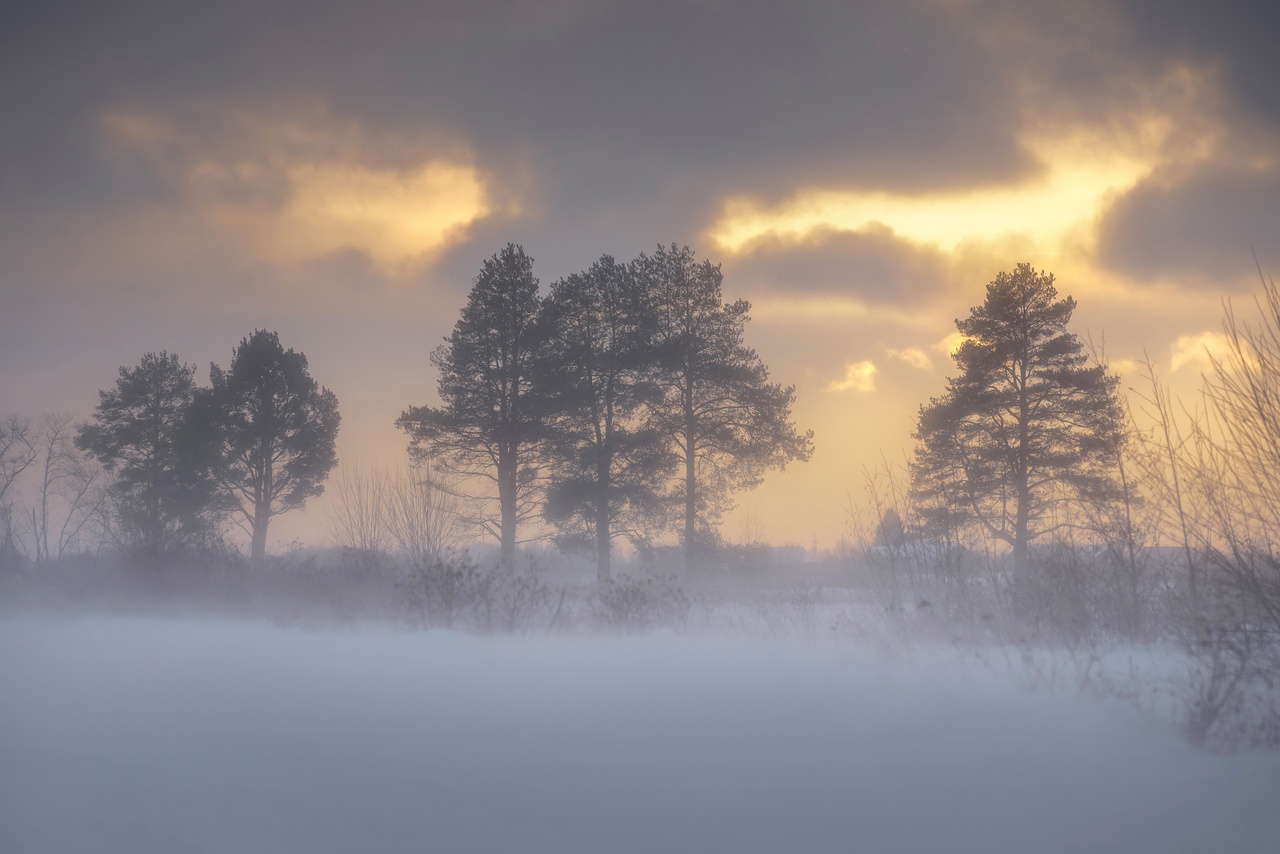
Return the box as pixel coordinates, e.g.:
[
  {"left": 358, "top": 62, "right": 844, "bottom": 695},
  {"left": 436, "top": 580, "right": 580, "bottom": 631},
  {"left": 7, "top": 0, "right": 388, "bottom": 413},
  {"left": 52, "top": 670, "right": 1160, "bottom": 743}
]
[
  {"left": 20, "top": 414, "right": 109, "bottom": 566},
  {"left": 327, "top": 456, "right": 471, "bottom": 571},
  {"left": 386, "top": 460, "right": 470, "bottom": 571},
  {"left": 0, "top": 415, "right": 39, "bottom": 569},
  {"left": 402, "top": 555, "right": 552, "bottom": 633},
  {"left": 595, "top": 573, "right": 689, "bottom": 633},
  {"left": 326, "top": 458, "right": 391, "bottom": 556}
]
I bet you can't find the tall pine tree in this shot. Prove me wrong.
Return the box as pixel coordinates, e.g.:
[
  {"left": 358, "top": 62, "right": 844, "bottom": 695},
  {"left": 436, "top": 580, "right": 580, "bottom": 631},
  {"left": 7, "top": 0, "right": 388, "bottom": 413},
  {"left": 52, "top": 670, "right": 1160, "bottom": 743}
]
[
  {"left": 195, "top": 331, "right": 340, "bottom": 563},
  {"left": 639, "top": 244, "right": 813, "bottom": 571},
  {"left": 397, "top": 244, "right": 545, "bottom": 569},
  {"left": 911, "top": 264, "right": 1124, "bottom": 573},
  {"left": 538, "top": 255, "right": 671, "bottom": 583}
]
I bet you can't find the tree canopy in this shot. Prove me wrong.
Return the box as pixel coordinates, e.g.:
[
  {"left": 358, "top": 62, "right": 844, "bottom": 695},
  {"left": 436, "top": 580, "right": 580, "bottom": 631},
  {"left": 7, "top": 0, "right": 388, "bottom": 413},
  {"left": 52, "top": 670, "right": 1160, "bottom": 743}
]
[
  {"left": 397, "top": 244, "right": 545, "bottom": 569},
  {"left": 75, "top": 351, "right": 216, "bottom": 559},
  {"left": 538, "top": 255, "right": 672, "bottom": 582},
  {"left": 195, "top": 330, "right": 340, "bottom": 562},
  {"left": 911, "top": 264, "right": 1124, "bottom": 572},
  {"left": 638, "top": 244, "right": 814, "bottom": 569}
]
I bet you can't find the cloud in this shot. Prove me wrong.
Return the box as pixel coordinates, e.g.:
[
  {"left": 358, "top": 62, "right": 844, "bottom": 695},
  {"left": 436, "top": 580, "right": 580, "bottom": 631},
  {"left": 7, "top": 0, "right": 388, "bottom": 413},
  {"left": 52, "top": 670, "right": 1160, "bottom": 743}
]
[
  {"left": 98, "top": 106, "right": 494, "bottom": 278},
  {"left": 707, "top": 124, "right": 1157, "bottom": 257},
  {"left": 828, "top": 361, "right": 877, "bottom": 393},
  {"left": 1115, "top": 0, "right": 1280, "bottom": 129},
  {"left": 719, "top": 226, "right": 955, "bottom": 308},
  {"left": 1107, "top": 357, "right": 1141, "bottom": 376},
  {"left": 887, "top": 348, "right": 933, "bottom": 371},
  {"left": 937, "top": 332, "right": 969, "bottom": 357},
  {"left": 1170, "top": 331, "right": 1236, "bottom": 372},
  {"left": 1097, "top": 162, "right": 1280, "bottom": 283}
]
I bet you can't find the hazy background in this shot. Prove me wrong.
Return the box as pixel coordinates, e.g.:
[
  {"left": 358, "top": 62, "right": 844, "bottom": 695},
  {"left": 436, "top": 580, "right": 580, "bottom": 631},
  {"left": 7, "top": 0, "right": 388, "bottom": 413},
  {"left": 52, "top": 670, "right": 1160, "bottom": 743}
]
[{"left": 3, "top": 0, "right": 1279, "bottom": 552}]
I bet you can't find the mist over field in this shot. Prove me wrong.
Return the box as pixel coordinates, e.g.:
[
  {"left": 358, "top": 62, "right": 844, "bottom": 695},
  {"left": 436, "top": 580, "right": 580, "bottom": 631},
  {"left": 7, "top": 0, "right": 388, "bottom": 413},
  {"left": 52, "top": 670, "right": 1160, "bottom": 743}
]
[
  {"left": 4, "top": 615, "right": 1277, "bottom": 854},
  {"left": 5, "top": 0, "right": 1280, "bottom": 851}
]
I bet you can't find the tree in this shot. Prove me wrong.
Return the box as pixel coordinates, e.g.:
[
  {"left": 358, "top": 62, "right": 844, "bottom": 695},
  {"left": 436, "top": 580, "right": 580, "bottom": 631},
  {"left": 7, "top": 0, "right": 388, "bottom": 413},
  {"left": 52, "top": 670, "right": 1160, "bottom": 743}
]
[
  {"left": 397, "top": 244, "right": 545, "bottom": 569},
  {"left": 196, "top": 330, "right": 340, "bottom": 562},
  {"left": 25, "top": 413, "right": 108, "bottom": 565},
  {"left": 383, "top": 459, "right": 469, "bottom": 572},
  {"left": 1198, "top": 263, "right": 1280, "bottom": 636},
  {"left": 75, "top": 351, "right": 216, "bottom": 561},
  {"left": 326, "top": 456, "right": 468, "bottom": 570},
  {"left": 911, "top": 263, "right": 1124, "bottom": 574},
  {"left": 0, "top": 415, "right": 39, "bottom": 566},
  {"left": 538, "top": 255, "right": 672, "bottom": 583},
  {"left": 638, "top": 244, "right": 813, "bottom": 570}
]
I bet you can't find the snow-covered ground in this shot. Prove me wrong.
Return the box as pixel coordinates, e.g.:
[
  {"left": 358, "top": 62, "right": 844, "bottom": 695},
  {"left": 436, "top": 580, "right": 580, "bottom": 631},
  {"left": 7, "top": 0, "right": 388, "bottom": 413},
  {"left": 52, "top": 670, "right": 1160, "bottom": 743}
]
[{"left": 2, "top": 616, "right": 1277, "bottom": 853}]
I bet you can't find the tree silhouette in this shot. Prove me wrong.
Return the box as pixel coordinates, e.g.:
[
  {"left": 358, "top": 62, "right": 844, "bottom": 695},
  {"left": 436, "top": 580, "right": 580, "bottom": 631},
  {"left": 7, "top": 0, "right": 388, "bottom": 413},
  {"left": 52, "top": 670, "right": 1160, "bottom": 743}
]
[
  {"left": 397, "top": 244, "right": 545, "bottom": 569},
  {"left": 0, "top": 415, "right": 39, "bottom": 564},
  {"left": 195, "top": 331, "right": 340, "bottom": 562},
  {"left": 911, "top": 264, "right": 1124, "bottom": 573},
  {"left": 638, "top": 244, "right": 813, "bottom": 570},
  {"left": 75, "top": 351, "right": 216, "bottom": 560},
  {"left": 538, "top": 255, "right": 672, "bottom": 583}
]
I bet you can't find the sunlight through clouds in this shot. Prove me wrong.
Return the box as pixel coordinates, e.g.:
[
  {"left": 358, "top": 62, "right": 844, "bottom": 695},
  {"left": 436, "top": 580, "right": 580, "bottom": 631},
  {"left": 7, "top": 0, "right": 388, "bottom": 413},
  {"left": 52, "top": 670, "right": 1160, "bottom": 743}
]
[
  {"left": 703, "top": 64, "right": 1235, "bottom": 265},
  {"left": 746, "top": 296, "right": 918, "bottom": 325},
  {"left": 1171, "top": 331, "right": 1236, "bottom": 372},
  {"left": 217, "top": 159, "right": 489, "bottom": 276},
  {"left": 828, "top": 361, "right": 877, "bottom": 393},
  {"left": 100, "top": 107, "right": 494, "bottom": 278},
  {"left": 708, "top": 126, "right": 1156, "bottom": 256},
  {"left": 887, "top": 347, "right": 933, "bottom": 371},
  {"left": 937, "top": 332, "right": 968, "bottom": 356}
]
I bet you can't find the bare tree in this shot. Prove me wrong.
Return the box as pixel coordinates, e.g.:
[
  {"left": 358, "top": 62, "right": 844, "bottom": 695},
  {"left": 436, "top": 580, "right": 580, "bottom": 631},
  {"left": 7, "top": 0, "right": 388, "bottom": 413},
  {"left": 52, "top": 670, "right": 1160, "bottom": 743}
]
[
  {"left": 0, "top": 415, "right": 39, "bottom": 565},
  {"left": 326, "top": 455, "right": 470, "bottom": 571},
  {"left": 1200, "top": 264, "right": 1280, "bottom": 636},
  {"left": 326, "top": 457, "right": 391, "bottom": 556},
  {"left": 385, "top": 459, "right": 469, "bottom": 571},
  {"left": 22, "top": 414, "right": 108, "bottom": 565}
]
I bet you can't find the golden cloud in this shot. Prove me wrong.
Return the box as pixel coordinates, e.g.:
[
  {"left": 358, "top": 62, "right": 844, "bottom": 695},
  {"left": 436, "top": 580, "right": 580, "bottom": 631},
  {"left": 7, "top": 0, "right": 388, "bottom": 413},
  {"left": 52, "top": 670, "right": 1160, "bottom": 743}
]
[
  {"left": 746, "top": 295, "right": 918, "bottom": 325},
  {"left": 828, "top": 361, "right": 877, "bottom": 393},
  {"left": 887, "top": 347, "right": 933, "bottom": 371},
  {"left": 100, "top": 106, "right": 494, "bottom": 278},
  {"left": 1170, "top": 331, "right": 1236, "bottom": 373},
  {"left": 707, "top": 127, "right": 1155, "bottom": 257},
  {"left": 706, "top": 62, "right": 1226, "bottom": 269},
  {"left": 937, "top": 332, "right": 968, "bottom": 356}
]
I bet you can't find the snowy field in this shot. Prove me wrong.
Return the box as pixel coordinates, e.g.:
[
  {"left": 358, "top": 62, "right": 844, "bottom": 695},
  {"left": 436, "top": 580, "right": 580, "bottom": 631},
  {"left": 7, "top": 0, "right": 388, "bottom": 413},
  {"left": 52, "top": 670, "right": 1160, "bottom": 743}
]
[{"left": 2, "top": 617, "right": 1277, "bottom": 854}]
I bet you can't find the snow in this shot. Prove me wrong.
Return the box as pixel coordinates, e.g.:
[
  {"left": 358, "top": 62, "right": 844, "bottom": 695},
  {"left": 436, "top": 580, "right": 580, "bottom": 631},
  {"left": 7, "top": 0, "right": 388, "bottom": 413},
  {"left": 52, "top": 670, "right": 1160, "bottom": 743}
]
[{"left": 1, "top": 616, "right": 1277, "bottom": 853}]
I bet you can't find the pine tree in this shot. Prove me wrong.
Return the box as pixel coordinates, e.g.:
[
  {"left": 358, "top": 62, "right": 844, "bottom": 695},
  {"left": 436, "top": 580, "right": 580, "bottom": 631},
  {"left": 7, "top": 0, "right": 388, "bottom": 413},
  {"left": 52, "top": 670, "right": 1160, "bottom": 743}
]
[
  {"left": 75, "top": 352, "right": 217, "bottom": 560},
  {"left": 639, "top": 244, "right": 813, "bottom": 571},
  {"left": 911, "top": 264, "right": 1124, "bottom": 573},
  {"left": 195, "top": 331, "right": 340, "bottom": 563},
  {"left": 538, "top": 255, "right": 672, "bottom": 583},
  {"left": 397, "top": 244, "right": 545, "bottom": 569}
]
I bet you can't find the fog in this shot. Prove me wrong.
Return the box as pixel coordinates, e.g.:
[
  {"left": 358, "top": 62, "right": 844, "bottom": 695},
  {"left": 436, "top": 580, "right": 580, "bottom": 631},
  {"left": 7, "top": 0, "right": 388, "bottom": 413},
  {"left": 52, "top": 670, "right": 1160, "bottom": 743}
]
[{"left": 2, "top": 610, "right": 1278, "bottom": 853}]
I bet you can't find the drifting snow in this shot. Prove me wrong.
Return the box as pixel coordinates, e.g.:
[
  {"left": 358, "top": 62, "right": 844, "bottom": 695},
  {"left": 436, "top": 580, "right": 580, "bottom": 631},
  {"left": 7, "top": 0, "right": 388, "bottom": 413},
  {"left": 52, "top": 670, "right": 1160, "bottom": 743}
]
[{"left": 1, "top": 617, "right": 1276, "bottom": 853}]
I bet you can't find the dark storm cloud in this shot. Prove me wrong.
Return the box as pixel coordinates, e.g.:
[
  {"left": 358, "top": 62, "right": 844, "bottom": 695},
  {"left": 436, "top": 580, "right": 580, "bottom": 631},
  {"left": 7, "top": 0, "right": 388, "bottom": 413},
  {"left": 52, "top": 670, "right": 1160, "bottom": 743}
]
[
  {"left": 6, "top": 0, "right": 1276, "bottom": 295},
  {"left": 723, "top": 227, "right": 953, "bottom": 306},
  {"left": 1117, "top": 0, "right": 1280, "bottom": 127},
  {"left": 0, "top": 1, "right": 1030, "bottom": 221},
  {"left": 1097, "top": 164, "right": 1280, "bottom": 283}
]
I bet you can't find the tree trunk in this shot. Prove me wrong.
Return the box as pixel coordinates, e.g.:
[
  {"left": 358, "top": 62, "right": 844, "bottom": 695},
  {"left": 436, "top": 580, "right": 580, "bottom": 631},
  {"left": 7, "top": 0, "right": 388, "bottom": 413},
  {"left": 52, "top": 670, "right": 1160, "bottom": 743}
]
[
  {"left": 498, "top": 450, "right": 517, "bottom": 570},
  {"left": 251, "top": 511, "right": 269, "bottom": 564},
  {"left": 596, "top": 502, "right": 611, "bottom": 585},
  {"left": 1014, "top": 360, "right": 1030, "bottom": 576},
  {"left": 1013, "top": 467, "right": 1030, "bottom": 576},
  {"left": 596, "top": 447, "right": 611, "bottom": 585},
  {"left": 683, "top": 373, "right": 698, "bottom": 574},
  {"left": 251, "top": 452, "right": 272, "bottom": 565}
]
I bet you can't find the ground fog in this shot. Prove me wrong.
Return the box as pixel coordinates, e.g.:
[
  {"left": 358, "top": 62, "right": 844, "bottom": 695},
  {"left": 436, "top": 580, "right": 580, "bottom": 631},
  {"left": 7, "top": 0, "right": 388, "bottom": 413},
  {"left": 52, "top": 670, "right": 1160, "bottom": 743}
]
[{"left": 2, "top": 615, "right": 1277, "bottom": 854}]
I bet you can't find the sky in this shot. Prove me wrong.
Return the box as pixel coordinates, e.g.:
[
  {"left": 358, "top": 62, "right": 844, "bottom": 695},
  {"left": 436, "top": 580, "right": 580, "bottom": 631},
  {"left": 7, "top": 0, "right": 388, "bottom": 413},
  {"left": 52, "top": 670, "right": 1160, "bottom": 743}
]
[{"left": 3, "top": 0, "right": 1279, "bottom": 553}]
